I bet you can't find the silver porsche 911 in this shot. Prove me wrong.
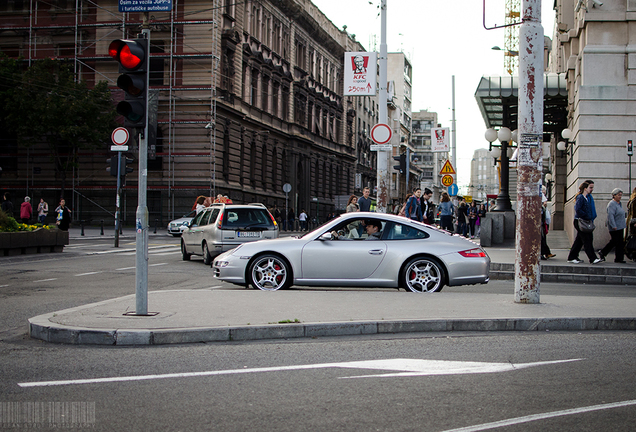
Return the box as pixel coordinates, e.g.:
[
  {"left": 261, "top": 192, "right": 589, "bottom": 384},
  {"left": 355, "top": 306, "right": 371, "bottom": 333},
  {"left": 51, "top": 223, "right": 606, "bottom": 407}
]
[{"left": 212, "top": 212, "right": 490, "bottom": 293}]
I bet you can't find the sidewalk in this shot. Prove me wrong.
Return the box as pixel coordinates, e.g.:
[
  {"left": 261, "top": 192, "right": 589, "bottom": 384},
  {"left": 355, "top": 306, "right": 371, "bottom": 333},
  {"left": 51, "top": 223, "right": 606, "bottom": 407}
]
[{"left": 28, "top": 228, "right": 635, "bottom": 346}]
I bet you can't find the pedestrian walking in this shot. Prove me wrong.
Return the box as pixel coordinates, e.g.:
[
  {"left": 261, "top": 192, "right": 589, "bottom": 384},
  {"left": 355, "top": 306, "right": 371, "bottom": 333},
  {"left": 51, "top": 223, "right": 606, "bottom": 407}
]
[
  {"left": 20, "top": 196, "right": 32, "bottom": 224},
  {"left": 467, "top": 201, "right": 478, "bottom": 238},
  {"left": 599, "top": 188, "right": 627, "bottom": 263},
  {"left": 358, "top": 187, "right": 372, "bottom": 212},
  {"left": 37, "top": 198, "right": 49, "bottom": 223},
  {"left": 1, "top": 192, "right": 14, "bottom": 217},
  {"left": 476, "top": 204, "right": 487, "bottom": 237},
  {"left": 346, "top": 195, "right": 360, "bottom": 213},
  {"left": 567, "top": 180, "right": 602, "bottom": 264},
  {"left": 541, "top": 189, "right": 555, "bottom": 260},
  {"left": 405, "top": 188, "right": 423, "bottom": 222},
  {"left": 456, "top": 201, "right": 468, "bottom": 237},
  {"left": 273, "top": 205, "right": 282, "bottom": 227},
  {"left": 299, "top": 209, "right": 308, "bottom": 231},
  {"left": 420, "top": 188, "right": 433, "bottom": 224},
  {"left": 438, "top": 192, "right": 455, "bottom": 232},
  {"left": 287, "top": 208, "right": 295, "bottom": 231},
  {"left": 55, "top": 198, "right": 72, "bottom": 231}
]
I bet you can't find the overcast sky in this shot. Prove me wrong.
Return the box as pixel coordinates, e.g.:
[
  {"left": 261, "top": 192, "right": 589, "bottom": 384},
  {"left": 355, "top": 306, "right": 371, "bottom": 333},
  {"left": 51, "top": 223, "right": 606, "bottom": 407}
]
[{"left": 311, "top": 0, "right": 556, "bottom": 188}]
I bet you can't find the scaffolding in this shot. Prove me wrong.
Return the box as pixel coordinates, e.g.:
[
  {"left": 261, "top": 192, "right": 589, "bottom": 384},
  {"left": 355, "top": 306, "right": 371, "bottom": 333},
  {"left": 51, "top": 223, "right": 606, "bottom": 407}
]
[
  {"left": 504, "top": 0, "right": 521, "bottom": 76},
  {"left": 0, "top": 0, "right": 222, "bottom": 221}
]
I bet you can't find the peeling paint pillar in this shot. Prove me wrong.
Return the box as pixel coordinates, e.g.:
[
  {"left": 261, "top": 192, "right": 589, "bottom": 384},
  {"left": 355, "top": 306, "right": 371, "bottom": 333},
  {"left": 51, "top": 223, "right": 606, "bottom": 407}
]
[
  {"left": 515, "top": 0, "right": 543, "bottom": 304},
  {"left": 376, "top": 0, "right": 388, "bottom": 213}
]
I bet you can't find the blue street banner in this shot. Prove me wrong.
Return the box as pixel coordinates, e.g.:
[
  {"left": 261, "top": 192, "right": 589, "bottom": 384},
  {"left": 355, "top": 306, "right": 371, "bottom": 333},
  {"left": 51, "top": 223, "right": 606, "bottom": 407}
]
[{"left": 119, "top": 0, "right": 172, "bottom": 12}]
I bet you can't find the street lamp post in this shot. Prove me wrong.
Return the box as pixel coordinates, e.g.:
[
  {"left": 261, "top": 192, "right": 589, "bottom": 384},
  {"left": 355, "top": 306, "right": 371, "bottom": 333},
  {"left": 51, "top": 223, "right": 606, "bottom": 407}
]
[{"left": 485, "top": 127, "right": 514, "bottom": 211}]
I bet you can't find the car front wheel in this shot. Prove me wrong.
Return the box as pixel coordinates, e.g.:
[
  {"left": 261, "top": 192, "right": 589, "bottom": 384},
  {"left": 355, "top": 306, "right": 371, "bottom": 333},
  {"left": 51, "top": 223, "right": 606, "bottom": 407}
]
[
  {"left": 248, "top": 255, "right": 291, "bottom": 291},
  {"left": 181, "top": 240, "right": 191, "bottom": 261},
  {"left": 403, "top": 257, "right": 445, "bottom": 293}
]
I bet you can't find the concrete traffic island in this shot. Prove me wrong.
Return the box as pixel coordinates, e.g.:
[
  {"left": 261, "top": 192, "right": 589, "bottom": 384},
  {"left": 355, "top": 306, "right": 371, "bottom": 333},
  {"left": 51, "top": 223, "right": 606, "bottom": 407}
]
[{"left": 28, "top": 289, "right": 636, "bottom": 345}]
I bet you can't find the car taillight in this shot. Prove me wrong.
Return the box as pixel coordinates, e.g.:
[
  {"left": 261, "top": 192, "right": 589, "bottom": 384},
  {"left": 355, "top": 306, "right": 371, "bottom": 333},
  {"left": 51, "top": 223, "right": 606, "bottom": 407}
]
[
  {"left": 217, "top": 212, "right": 224, "bottom": 228},
  {"left": 459, "top": 248, "right": 486, "bottom": 258},
  {"left": 268, "top": 211, "right": 278, "bottom": 227}
]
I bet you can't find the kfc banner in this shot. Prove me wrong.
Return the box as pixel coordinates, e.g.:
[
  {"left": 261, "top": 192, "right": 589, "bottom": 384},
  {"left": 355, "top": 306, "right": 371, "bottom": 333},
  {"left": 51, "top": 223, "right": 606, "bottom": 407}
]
[
  {"left": 431, "top": 128, "right": 450, "bottom": 152},
  {"left": 344, "top": 52, "right": 377, "bottom": 96}
]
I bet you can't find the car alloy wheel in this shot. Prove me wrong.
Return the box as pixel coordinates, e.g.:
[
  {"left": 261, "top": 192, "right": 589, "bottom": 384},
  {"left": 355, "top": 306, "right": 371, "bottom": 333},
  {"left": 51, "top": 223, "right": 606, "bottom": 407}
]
[
  {"left": 249, "top": 254, "right": 290, "bottom": 291},
  {"left": 181, "top": 240, "right": 191, "bottom": 261},
  {"left": 202, "top": 242, "right": 212, "bottom": 265},
  {"left": 403, "top": 257, "right": 444, "bottom": 293}
]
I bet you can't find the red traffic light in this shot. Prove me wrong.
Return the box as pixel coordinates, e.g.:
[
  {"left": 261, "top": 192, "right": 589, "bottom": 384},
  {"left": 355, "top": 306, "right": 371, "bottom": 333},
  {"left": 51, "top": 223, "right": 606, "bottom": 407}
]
[{"left": 108, "top": 39, "right": 146, "bottom": 70}]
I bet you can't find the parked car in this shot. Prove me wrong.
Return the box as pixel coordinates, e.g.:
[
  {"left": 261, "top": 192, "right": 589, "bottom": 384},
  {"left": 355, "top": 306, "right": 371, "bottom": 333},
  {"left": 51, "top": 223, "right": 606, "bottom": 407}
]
[
  {"left": 167, "top": 210, "right": 197, "bottom": 236},
  {"left": 213, "top": 212, "right": 490, "bottom": 293},
  {"left": 181, "top": 203, "right": 279, "bottom": 264}
]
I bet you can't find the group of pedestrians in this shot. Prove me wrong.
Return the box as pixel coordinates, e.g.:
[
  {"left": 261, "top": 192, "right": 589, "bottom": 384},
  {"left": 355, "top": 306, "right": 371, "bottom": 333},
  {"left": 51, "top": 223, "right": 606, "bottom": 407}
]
[
  {"left": 566, "top": 180, "right": 635, "bottom": 264},
  {"left": 1, "top": 192, "right": 71, "bottom": 230}
]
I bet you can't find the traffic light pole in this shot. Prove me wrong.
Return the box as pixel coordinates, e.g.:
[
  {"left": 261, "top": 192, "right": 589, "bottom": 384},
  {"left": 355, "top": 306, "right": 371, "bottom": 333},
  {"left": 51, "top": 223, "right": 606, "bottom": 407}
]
[
  {"left": 135, "top": 23, "right": 150, "bottom": 315},
  {"left": 376, "top": 0, "right": 388, "bottom": 213}
]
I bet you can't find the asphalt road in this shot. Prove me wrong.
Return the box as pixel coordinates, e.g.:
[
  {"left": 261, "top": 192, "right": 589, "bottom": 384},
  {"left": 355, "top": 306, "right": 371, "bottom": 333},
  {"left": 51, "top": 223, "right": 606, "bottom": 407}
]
[{"left": 2, "top": 236, "right": 636, "bottom": 430}]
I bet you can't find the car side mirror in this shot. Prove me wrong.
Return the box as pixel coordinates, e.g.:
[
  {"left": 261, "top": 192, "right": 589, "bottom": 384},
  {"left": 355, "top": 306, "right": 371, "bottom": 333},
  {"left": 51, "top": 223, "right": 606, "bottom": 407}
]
[{"left": 319, "top": 232, "right": 332, "bottom": 241}]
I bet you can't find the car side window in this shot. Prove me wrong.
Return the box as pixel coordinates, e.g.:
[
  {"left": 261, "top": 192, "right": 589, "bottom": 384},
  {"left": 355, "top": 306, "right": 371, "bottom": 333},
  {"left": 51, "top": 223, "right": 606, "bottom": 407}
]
[
  {"left": 190, "top": 211, "right": 206, "bottom": 227},
  {"left": 328, "top": 218, "right": 384, "bottom": 240},
  {"left": 208, "top": 209, "right": 220, "bottom": 225},
  {"left": 385, "top": 222, "right": 428, "bottom": 240}
]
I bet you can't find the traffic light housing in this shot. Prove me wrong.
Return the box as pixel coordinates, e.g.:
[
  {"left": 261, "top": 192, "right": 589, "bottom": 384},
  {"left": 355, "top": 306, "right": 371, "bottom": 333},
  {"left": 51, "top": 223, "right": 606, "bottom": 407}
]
[
  {"left": 120, "top": 157, "right": 134, "bottom": 180},
  {"left": 109, "top": 38, "right": 148, "bottom": 129},
  {"left": 628, "top": 140, "right": 633, "bottom": 156},
  {"left": 106, "top": 157, "right": 118, "bottom": 177},
  {"left": 393, "top": 154, "right": 406, "bottom": 173}
]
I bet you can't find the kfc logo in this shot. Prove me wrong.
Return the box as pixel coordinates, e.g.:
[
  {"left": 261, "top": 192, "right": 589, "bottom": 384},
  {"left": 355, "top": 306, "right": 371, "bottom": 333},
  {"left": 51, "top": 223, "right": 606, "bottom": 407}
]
[{"left": 351, "top": 55, "right": 368, "bottom": 74}]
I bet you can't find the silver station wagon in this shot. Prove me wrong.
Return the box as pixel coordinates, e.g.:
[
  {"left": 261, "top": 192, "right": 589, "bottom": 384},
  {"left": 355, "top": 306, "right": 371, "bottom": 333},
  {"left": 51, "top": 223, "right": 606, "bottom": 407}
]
[{"left": 181, "top": 203, "right": 279, "bottom": 264}]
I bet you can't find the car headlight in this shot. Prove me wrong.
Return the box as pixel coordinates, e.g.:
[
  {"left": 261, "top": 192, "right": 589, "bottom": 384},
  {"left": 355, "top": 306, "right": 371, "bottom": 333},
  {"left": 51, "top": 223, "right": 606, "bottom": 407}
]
[{"left": 215, "top": 261, "right": 229, "bottom": 268}]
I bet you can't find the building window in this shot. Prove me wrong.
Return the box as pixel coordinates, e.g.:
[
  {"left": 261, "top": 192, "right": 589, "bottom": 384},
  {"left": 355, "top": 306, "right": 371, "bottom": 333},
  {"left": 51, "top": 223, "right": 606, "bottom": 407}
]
[
  {"left": 250, "top": 68, "right": 259, "bottom": 106},
  {"left": 261, "top": 74, "right": 269, "bottom": 112},
  {"left": 272, "top": 81, "right": 280, "bottom": 117},
  {"left": 295, "top": 39, "right": 306, "bottom": 70},
  {"left": 282, "top": 85, "right": 289, "bottom": 120}
]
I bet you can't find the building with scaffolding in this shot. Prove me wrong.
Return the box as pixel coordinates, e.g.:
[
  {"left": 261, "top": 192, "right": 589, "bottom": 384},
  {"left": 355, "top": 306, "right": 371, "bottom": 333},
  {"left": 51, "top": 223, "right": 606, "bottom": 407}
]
[{"left": 0, "top": 0, "right": 372, "bottom": 225}]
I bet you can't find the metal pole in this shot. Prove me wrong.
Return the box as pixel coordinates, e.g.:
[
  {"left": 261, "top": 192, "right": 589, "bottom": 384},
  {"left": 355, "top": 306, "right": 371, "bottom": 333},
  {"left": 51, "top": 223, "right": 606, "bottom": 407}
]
[
  {"left": 515, "top": 0, "right": 543, "bottom": 304},
  {"left": 451, "top": 75, "right": 456, "bottom": 173},
  {"left": 115, "top": 152, "right": 121, "bottom": 247},
  {"left": 376, "top": 0, "right": 389, "bottom": 213},
  {"left": 135, "top": 21, "right": 150, "bottom": 315}
]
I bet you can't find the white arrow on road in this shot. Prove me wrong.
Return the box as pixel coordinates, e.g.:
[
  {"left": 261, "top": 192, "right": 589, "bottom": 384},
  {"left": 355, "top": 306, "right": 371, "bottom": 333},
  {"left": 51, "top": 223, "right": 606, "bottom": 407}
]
[{"left": 18, "top": 358, "right": 582, "bottom": 388}]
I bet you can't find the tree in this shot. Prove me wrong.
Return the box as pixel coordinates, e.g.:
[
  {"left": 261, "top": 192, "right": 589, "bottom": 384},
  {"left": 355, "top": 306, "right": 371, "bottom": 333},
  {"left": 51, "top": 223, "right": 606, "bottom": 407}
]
[{"left": 4, "top": 58, "right": 117, "bottom": 197}]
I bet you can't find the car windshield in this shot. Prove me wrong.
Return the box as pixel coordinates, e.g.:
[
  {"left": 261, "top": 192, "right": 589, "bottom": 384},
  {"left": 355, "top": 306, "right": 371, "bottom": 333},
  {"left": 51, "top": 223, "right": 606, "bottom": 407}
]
[{"left": 222, "top": 208, "right": 273, "bottom": 229}]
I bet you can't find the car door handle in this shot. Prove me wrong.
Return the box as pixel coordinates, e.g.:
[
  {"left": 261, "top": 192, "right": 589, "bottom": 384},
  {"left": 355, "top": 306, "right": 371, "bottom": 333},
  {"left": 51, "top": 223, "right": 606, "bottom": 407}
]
[{"left": 368, "top": 249, "right": 384, "bottom": 255}]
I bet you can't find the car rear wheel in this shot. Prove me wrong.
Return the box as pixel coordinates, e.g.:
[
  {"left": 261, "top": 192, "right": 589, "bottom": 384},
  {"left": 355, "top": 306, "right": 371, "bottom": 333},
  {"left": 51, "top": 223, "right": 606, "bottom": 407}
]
[
  {"left": 181, "top": 240, "right": 191, "bottom": 261},
  {"left": 248, "top": 254, "right": 290, "bottom": 291},
  {"left": 403, "top": 257, "right": 445, "bottom": 293},
  {"left": 202, "top": 242, "right": 213, "bottom": 265}
]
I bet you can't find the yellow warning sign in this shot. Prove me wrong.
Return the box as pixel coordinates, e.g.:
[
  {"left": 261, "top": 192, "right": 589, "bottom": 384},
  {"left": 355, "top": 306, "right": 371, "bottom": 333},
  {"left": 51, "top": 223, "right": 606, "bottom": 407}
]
[
  {"left": 439, "top": 160, "right": 456, "bottom": 175},
  {"left": 441, "top": 175, "right": 454, "bottom": 187}
]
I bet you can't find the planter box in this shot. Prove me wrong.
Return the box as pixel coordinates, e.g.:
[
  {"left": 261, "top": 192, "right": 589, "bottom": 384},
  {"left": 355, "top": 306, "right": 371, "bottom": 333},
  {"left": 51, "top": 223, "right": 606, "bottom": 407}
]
[{"left": 0, "top": 228, "right": 68, "bottom": 256}]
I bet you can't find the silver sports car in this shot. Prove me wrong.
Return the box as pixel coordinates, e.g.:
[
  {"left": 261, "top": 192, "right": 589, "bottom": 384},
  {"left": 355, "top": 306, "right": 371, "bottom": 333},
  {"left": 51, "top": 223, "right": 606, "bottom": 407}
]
[{"left": 212, "top": 212, "right": 490, "bottom": 293}]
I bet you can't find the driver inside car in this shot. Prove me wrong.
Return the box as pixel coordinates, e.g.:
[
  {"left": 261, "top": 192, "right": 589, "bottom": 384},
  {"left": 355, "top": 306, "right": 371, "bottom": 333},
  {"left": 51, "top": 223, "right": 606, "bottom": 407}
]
[{"left": 331, "top": 220, "right": 382, "bottom": 240}]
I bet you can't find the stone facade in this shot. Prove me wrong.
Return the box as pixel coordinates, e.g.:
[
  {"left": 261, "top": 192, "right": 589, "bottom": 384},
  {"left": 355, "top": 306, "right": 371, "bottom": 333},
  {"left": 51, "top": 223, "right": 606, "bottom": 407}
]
[
  {"left": 0, "top": 0, "right": 373, "bottom": 224},
  {"left": 550, "top": 0, "right": 636, "bottom": 247}
]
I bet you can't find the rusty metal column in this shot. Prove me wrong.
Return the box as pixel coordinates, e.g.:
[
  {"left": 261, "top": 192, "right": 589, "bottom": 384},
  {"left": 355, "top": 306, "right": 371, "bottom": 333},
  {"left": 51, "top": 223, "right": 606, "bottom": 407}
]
[{"left": 515, "top": 0, "right": 544, "bottom": 303}]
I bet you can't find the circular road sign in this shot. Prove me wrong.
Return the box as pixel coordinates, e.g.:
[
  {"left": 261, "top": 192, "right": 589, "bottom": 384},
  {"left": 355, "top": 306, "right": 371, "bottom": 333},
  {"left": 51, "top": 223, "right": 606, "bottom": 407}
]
[
  {"left": 111, "top": 127, "right": 130, "bottom": 146},
  {"left": 371, "top": 123, "right": 392, "bottom": 145},
  {"left": 441, "top": 174, "right": 454, "bottom": 187},
  {"left": 283, "top": 183, "right": 292, "bottom": 193}
]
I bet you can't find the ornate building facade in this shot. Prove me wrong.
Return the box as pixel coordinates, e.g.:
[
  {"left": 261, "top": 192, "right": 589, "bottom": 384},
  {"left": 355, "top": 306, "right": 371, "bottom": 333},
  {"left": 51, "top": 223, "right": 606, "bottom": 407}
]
[{"left": 0, "top": 0, "right": 370, "bottom": 224}]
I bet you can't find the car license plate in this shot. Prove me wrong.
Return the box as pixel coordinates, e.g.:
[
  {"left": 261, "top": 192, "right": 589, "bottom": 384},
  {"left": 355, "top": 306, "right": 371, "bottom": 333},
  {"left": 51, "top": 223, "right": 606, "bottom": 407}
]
[{"left": 237, "top": 231, "right": 261, "bottom": 237}]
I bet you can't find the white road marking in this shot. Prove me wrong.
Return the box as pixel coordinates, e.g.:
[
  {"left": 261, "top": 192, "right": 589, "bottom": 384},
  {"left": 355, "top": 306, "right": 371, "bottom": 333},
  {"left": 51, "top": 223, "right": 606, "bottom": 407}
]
[
  {"left": 90, "top": 248, "right": 136, "bottom": 255},
  {"left": 115, "top": 266, "right": 136, "bottom": 271},
  {"left": 17, "top": 358, "right": 581, "bottom": 388},
  {"left": 0, "top": 284, "right": 9, "bottom": 288},
  {"left": 149, "top": 263, "right": 168, "bottom": 267},
  {"left": 74, "top": 271, "right": 103, "bottom": 277},
  {"left": 440, "top": 399, "right": 636, "bottom": 432},
  {"left": 32, "top": 278, "right": 57, "bottom": 283}
]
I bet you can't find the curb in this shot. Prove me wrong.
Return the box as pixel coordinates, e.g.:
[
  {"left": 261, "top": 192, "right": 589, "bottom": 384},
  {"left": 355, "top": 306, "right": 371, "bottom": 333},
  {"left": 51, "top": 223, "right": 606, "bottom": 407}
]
[{"left": 29, "top": 316, "right": 636, "bottom": 346}]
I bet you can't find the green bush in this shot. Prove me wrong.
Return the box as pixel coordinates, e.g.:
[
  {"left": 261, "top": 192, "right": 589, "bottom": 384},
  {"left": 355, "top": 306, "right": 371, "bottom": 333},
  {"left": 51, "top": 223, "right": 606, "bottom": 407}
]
[{"left": 0, "top": 210, "right": 50, "bottom": 232}]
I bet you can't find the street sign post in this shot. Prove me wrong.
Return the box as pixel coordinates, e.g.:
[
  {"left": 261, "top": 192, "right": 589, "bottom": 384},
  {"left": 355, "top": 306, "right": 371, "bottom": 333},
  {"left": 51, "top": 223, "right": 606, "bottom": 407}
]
[
  {"left": 441, "top": 174, "right": 454, "bottom": 187},
  {"left": 439, "top": 159, "right": 456, "bottom": 175},
  {"left": 447, "top": 184, "right": 459, "bottom": 196},
  {"left": 111, "top": 127, "right": 129, "bottom": 151}
]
